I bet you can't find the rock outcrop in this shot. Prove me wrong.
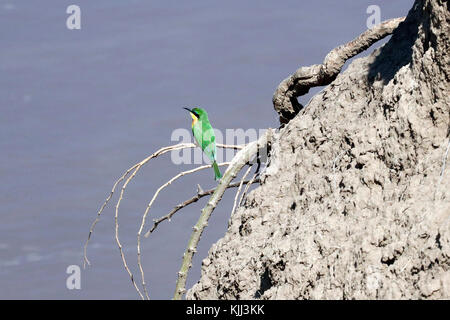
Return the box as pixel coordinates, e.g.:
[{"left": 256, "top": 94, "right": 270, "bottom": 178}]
[{"left": 187, "top": 0, "right": 449, "bottom": 299}]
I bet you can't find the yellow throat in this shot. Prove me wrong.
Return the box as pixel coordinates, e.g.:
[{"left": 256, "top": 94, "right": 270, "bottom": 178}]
[{"left": 191, "top": 113, "right": 198, "bottom": 127}]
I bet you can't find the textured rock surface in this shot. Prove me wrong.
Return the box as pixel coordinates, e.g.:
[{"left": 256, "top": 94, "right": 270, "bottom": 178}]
[{"left": 187, "top": 0, "right": 450, "bottom": 299}]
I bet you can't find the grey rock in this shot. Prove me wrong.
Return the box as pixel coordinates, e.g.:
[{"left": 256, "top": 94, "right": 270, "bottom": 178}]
[{"left": 187, "top": 0, "right": 449, "bottom": 299}]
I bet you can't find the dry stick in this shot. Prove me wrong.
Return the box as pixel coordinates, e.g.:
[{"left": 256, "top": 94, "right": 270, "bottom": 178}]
[
  {"left": 84, "top": 143, "right": 243, "bottom": 263},
  {"left": 273, "top": 17, "right": 406, "bottom": 123},
  {"left": 84, "top": 143, "right": 196, "bottom": 270},
  {"left": 136, "top": 162, "right": 231, "bottom": 299},
  {"left": 83, "top": 144, "right": 195, "bottom": 300},
  {"left": 114, "top": 143, "right": 242, "bottom": 300},
  {"left": 144, "top": 178, "right": 261, "bottom": 238},
  {"left": 230, "top": 165, "right": 253, "bottom": 216},
  {"left": 83, "top": 142, "right": 241, "bottom": 260},
  {"left": 113, "top": 145, "right": 195, "bottom": 299},
  {"left": 173, "top": 129, "right": 272, "bottom": 299},
  {"left": 238, "top": 170, "right": 259, "bottom": 208},
  {"left": 115, "top": 164, "right": 146, "bottom": 300},
  {"left": 83, "top": 163, "right": 139, "bottom": 268},
  {"left": 84, "top": 142, "right": 241, "bottom": 299}
]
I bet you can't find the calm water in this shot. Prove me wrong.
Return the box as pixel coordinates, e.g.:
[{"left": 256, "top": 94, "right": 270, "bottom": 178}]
[{"left": 0, "top": 0, "right": 411, "bottom": 299}]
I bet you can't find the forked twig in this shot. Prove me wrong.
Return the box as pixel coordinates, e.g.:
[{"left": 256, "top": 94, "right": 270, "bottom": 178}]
[
  {"left": 230, "top": 165, "right": 253, "bottom": 216},
  {"left": 238, "top": 170, "right": 259, "bottom": 208},
  {"left": 84, "top": 142, "right": 243, "bottom": 300},
  {"left": 83, "top": 163, "right": 139, "bottom": 268},
  {"left": 173, "top": 129, "right": 272, "bottom": 299},
  {"left": 136, "top": 162, "right": 231, "bottom": 299},
  {"left": 84, "top": 144, "right": 195, "bottom": 268},
  {"left": 144, "top": 178, "right": 261, "bottom": 238}
]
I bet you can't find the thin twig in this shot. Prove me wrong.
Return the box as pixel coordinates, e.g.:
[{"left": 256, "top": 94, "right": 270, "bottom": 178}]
[
  {"left": 85, "top": 142, "right": 242, "bottom": 299},
  {"left": 217, "top": 143, "right": 245, "bottom": 150},
  {"left": 173, "top": 129, "right": 272, "bottom": 299},
  {"left": 83, "top": 163, "right": 139, "bottom": 268},
  {"left": 136, "top": 162, "right": 231, "bottom": 299},
  {"left": 144, "top": 178, "right": 261, "bottom": 238},
  {"left": 83, "top": 143, "right": 243, "bottom": 268},
  {"left": 230, "top": 165, "right": 253, "bottom": 216},
  {"left": 114, "top": 143, "right": 242, "bottom": 299},
  {"left": 105, "top": 144, "right": 197, "bottom": 300},
  {"left": 84, "top": 143, "right": 195, "bottom": 270},
  {"left": 238, "top": 170, "right": 259, "bottom": 208},
  {"left": 115, "top": 164, "right": 146, "bottom": 300}
]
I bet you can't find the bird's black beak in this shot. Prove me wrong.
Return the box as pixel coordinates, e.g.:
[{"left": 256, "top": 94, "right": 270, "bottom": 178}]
[{"left": 183, "top": 107, "right": 199, "bottom": 118}]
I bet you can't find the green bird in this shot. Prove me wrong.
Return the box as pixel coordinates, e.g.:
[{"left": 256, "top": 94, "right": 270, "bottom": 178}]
[{"left": 184, "top": 107, "right": 222, "bottom": 180}]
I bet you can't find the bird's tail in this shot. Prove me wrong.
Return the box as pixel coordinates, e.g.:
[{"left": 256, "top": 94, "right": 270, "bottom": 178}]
[{"left": 213, "top": 161, "right": 222, "bottom": 181}]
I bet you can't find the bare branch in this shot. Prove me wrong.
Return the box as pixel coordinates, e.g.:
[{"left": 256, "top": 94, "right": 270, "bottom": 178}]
[
  {"left": 217, "top": 143, "right": 245, "bottom": 150},
  {"left": 136, "top": 162, "right": 231, "bottom": 299},
  {"left": 173, "top": 129, "right": 273, "bottom": 300},
  {"left": 238, "top": 170, "right": 259, "bottom": 208},
  {"left": 273, "top": 17, "right": 406, "bottom": 123},
  {"left": 144, "top": 178, "right": 261, "bottom": 238},
  {"left": 84, "top": 142, "right": 242, "bottom": 299},
  {"left": 83, "top": 163, "right": 139, "bottom": 268},
  {"left": 230, "top": 165, "right": 253, "bottom": 216},
  {"left": 115, "top": 164, "right": 147, "bottom": 300},
  {"left": 84, "top": 144, "right": 195, "bottom": 268}
]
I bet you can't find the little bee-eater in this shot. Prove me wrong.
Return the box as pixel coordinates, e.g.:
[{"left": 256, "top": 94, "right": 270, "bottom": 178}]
[{"left": 184, "top": 107, "right": 222, "bottom": 180}]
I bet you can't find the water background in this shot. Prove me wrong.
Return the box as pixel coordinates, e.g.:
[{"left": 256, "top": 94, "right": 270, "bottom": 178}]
[{"left": 0, "top": 0, "right": 411, "bottom": 299}]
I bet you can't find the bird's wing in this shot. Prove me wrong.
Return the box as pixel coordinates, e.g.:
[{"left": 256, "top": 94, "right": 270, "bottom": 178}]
[{"left": 203, "top": 135, "right": 216, "bottom": 162}]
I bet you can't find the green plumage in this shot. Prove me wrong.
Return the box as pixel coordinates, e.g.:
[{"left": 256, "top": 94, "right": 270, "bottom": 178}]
[{"left": 185, "top": 107, "right": 222, "bottom": 180}]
